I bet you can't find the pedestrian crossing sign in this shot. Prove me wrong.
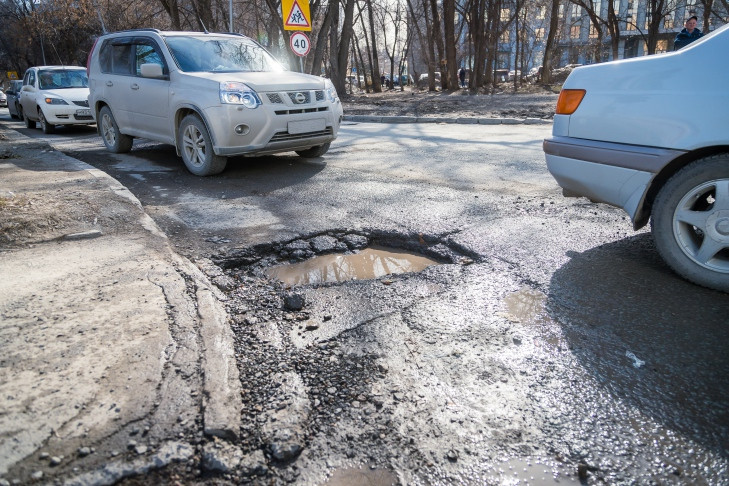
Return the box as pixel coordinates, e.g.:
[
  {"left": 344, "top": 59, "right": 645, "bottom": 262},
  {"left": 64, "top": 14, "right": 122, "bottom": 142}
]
[{"left": 282, "top": 0, "right": 311, "bottom": 31}]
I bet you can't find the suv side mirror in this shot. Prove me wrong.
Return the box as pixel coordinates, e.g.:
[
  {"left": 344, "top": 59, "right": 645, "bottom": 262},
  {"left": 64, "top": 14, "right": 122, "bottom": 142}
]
[{"left": 140, "top": 63, "right": 165, "bottom": 79}]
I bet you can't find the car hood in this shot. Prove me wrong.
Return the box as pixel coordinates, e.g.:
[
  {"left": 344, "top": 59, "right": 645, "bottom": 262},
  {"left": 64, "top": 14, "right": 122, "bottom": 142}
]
[
  {"left": 184, "top": 71, "right": 327, "bottom": 92},
  {"left": 41, "top": 87, "right": 90, "bottom": 102}
]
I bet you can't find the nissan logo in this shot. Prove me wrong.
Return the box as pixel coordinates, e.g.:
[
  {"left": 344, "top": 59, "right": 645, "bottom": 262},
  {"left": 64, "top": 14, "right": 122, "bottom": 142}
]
[{"left": 294, "top": 92, "right": 306, "bottom": 104}]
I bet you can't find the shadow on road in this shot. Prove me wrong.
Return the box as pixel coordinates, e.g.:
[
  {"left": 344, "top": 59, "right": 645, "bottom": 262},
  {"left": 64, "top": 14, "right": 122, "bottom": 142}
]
[{"left": 547, "top": 233, "right": 729, "bottom": 456}]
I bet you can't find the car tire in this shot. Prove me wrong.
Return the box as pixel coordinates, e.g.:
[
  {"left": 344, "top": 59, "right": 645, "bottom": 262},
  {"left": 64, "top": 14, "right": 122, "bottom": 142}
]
[
  {"left": 21, "top": 107, "right": 36, "bottom": 129},
  {"left": 651, "top": 153, "right": 729, "bottom": 292},
  {"left": 39, "top": 110, "right": 56, "bottom": 134},
  {"left": 99, "top": 106, "right": 133, "bottom": 153},
  {"left": 179, "top": 114, "right": 227, "bottom": 176},
  {"left": 9, "top": 105, "right": 19, "bottom": 120},
  {"left": 295, "top": 142, "right": 331, "bottom": 158}
]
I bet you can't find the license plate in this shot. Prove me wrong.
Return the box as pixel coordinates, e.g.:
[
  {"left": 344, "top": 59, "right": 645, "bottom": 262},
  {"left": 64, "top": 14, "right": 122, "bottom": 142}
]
[
  {"left": 76, "top": 109, "right": 91, "bottom": 116},
  {"left": 288, "top": 119, "right": 325, "bottom": 135}
]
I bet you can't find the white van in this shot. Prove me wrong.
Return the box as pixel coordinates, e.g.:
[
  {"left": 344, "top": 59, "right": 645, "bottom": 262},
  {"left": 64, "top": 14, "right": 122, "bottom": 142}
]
[{"left": 543, "top": 23, "right": 729, "bottom": 292}]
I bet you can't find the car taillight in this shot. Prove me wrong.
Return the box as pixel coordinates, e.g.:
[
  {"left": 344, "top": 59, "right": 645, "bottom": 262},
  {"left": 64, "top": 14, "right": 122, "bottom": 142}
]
[{"left": 556, "top": 89, "right": 586, "bottom": 115}]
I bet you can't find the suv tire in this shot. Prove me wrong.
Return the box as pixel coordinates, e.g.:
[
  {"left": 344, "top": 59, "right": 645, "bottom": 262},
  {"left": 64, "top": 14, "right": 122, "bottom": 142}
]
[
  {"left": 651, "top": 154, "right": 729, "bottom": 292},
  {"left": 39, "top": 110, "right": 56, "bottom": 134},
  {"left": 99, "top": 106, "right": 133, "bottom": 153},
  {"left": 296, "top": 143, "right": 331, "bottom": 158},
  {"left": 179, "top": 114, "right": 227, "bottom": 176}
]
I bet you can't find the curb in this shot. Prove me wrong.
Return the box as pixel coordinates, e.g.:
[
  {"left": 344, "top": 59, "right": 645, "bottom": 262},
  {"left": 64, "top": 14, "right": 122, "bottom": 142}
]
[{"left": 343, "top": 114, "right": 552, "bottom": 125}]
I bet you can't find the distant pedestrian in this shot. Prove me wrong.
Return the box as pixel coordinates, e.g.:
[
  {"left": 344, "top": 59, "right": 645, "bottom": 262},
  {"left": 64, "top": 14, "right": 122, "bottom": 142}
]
[
  {"left": 458, "top": 68, "right": 466, "bottom": 88},
  {"left": 674, "top": 15, "right": 703, "bottom": 50}
]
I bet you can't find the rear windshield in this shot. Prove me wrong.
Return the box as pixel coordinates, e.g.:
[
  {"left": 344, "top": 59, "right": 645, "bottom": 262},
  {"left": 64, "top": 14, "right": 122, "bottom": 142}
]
[
  {"left": 38, "top": 70, "right": 88, "bottom": 89},
  {"left": 164, "top": 35, "right": 285, "bottom": 73}
]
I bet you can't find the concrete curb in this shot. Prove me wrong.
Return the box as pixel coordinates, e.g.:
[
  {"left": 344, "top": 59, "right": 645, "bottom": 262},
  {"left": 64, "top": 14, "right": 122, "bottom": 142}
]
[{"left": 343, "top": 114, "right": 553, "bottom": 125}]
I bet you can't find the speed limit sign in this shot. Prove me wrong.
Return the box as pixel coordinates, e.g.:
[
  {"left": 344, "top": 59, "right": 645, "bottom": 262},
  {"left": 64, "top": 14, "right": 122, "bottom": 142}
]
[{"left": 290, "top": 32, "right": 311, "bottom": 57}]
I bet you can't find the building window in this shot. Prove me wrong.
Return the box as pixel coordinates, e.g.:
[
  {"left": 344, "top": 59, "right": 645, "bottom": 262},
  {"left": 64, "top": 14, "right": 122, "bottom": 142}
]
[
  {"left": 501, "top": 30, "right": 510, "bottom": 43},
  {"left": 501, "top": 8, "right": 511, "bottom": 21},
  {"left": 571, "top": 25, "right": 581, "bottom": 38},
  {"left": 589, "top": 23, "right": 599, "bottom": 38},
  {"left": 656, "top": 39, "right": 668, "bottom": 53},
  {"left": 537, "top": 6, "right": 546, "bottom": 19},
  {"left": 626, "top": 1, "right": 635, "bottom": 29},
  {"left": 535, "top": 27, "right": 545, "bottom": 40},
  {"left": 664, "top": 15, "right": 675, "bottom": 29},
  {"left": 571, "top": 4, "right": 581, "bottom": 18}
]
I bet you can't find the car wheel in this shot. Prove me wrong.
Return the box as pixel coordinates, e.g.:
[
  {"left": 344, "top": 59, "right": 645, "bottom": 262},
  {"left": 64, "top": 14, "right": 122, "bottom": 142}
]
[
  {"left": 10, "top": 105, "right": 19, "bottom": 120},
  {"left": 39, "top": 110, "right": 55, "bottom": 134},
  {"left": 295, "top": 142, "right": 331, "bottom": 158},
  {"left": 651, "top": 153, "right": 729, "bottom": 292},
  {"left": 21, "top": 107, "right": 36, "bottom": 129},
  {"left": 99, "top": 106, "right": 132, "bottom": 153},
  {"left": 179, "top": 114, "right": 227, "bottom": 176}
]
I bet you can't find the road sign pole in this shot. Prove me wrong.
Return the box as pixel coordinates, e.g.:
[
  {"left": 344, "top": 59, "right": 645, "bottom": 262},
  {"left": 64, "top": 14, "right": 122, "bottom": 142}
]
[{"left": 299, "top": 57, "right": 304, "bottom": 73}]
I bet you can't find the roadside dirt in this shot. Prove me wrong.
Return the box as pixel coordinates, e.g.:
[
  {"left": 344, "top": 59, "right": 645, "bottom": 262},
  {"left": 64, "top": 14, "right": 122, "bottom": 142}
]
[{"left": 341, "top": 84, "right": 559, "bottom": 119}]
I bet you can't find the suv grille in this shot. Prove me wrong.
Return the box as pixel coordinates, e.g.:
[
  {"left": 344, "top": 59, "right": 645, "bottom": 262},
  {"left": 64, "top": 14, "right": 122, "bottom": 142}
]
[
  {"left": 267, "top": 93, "right": 283, "bottom": 104},
  {"left": 265, "top": 90, "right": 326, "bottom": 106},
  {"left": 269, "top": 127, "right": 333, "bottom": 143}
]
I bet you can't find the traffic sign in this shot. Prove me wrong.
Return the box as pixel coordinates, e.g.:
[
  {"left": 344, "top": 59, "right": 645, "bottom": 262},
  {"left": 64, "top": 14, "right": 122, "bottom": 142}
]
[
  {"left": 7, "top": 71, "right": 19, "bottom": 80},
  {"left": 282, "top": 0, "right": 311, "bottom": 31},
  {"left": 289, "top": 32, "right": 311, "bottom": 57}
]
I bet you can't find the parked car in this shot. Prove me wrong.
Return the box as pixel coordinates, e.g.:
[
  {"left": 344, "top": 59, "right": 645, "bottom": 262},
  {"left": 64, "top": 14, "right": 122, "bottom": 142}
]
[
  {"left": 18, "top": 66, "right": 93, "bottom": 133},
  {"left": 87, "top": 29, "right": 344, "bottom": 176},
  {"left": 417, "top": 72, "right": 441, "bottom": 88},
  {"left": 6, "top": 80, "right": 23, "bottom": 119},
  {"left": 0, "top": 89, "right": 6, "bottom": 108},
  {"left": 543, "top": 22, "right": 729, "bottom": 292}
]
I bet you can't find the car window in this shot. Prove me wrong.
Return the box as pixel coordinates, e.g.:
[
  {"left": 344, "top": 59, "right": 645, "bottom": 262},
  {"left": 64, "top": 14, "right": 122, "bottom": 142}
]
[
  {"left": 135, "top": 43, "right": 167, "bottom": 76},
  {"left": 26, "top": 70, "right": 36, "bottom": 87},
  {"left": 165, "top": 35, "right": 284, "bottom": 73},
  {"left": 38, "top": 70, "right": 88, "bottom": 89}
]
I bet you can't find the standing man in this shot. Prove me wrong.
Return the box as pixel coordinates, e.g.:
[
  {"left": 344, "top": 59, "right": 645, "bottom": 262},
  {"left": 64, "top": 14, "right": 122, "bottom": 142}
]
[
  {"left": 458, "top": 68, "right": 466, "bottom": 88},
  {"left": 674, "top": 15, "right": 704, "bottom": 50}
]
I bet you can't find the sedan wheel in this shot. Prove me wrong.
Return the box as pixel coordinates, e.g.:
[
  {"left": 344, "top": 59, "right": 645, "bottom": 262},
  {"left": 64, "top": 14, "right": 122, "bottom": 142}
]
[
  {"left": 40, "top": 110, "right": 55, "bottom": 134},
  {"left": 21, "top": 107, "right": 36, "bottom": 129},
  {"left": 652, "top": 154, "right": 729, "bottom": 292}
]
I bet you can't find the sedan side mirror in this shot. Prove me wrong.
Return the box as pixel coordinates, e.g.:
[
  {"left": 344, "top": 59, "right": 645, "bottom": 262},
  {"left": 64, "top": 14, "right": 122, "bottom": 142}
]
[{"left": 140, "top": 63, "right": 165, "bottom": 79}]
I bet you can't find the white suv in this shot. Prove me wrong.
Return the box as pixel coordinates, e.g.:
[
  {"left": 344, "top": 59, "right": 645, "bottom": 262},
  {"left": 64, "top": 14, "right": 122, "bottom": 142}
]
[
  {"left": 18, "top": 66, "right": 94, "bottom": 133},
  {"left": 543, "top": 23, "right": 729, "bottom": 292},
  {"left": 86, "top": 29, "right": 343, "bottom": 176}
]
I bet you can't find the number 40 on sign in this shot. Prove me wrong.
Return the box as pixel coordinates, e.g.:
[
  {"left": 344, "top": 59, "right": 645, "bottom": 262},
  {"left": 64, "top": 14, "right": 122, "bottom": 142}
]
[{"left": 290, "top": 32, "right": 311, "bottom": 57}]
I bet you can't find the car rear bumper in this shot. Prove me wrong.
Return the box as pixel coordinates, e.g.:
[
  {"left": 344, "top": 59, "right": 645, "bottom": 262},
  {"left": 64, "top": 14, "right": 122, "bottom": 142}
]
[{"left": 543, "top": 136, "right": 684, "bottom": 223}]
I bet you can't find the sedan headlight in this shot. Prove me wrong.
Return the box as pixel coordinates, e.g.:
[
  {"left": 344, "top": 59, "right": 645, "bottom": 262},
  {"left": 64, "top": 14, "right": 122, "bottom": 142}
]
[
  {"left": 324, "top": 79, "right": 339, "bottom": 103},
  {"left": 220, "top": 82, "right": 261, "bottom": 109},
  {"left": 44, "top": 97, "right": 68, "bottom": 105}
]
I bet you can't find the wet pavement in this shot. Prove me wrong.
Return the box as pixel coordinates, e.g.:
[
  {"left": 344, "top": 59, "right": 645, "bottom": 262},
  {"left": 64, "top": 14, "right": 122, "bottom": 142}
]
[{"left": 2, "top": 112, "right": 728, "bottom": 484}]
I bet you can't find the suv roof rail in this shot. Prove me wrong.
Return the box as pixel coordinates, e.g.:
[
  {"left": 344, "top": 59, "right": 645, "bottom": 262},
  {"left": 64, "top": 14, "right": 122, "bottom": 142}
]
[{"left": 110, "top": 28, "right": 162, "bottom": 34}]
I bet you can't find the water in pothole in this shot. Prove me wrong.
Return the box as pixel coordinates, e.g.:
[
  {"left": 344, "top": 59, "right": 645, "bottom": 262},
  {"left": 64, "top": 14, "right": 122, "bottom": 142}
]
[{"left": 266, "top": 246, "right": 440, "bottom": 285}]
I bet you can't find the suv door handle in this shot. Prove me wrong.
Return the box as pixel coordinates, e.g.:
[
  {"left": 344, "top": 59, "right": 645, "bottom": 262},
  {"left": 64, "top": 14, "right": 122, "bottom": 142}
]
[
  {"left": 131, "top": 83, "right": 139, "bottom": 90},
  {"left": 105, "top": 81, "right": 113, "bottom": 87}
]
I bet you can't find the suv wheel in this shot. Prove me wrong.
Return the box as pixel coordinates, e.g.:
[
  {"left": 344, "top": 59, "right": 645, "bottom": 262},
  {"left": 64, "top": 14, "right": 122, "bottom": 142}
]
[
  {"left": 179, "top": 114, "right": 227, "bottom": 176},
  {"left": 651, "top": 154, "right": 729, "bottom": 292},
  {"left": 296, "top": 143, "right": 331, "bottom": 158},
  {"left": 99, "top": 106, "right": 133, "bottom": 153},
  {"left": 39, "top": 110, "right": 56, "bottom": 134},
  {"left": 21, "top": 107, "right": 36, "bottom": 129}
]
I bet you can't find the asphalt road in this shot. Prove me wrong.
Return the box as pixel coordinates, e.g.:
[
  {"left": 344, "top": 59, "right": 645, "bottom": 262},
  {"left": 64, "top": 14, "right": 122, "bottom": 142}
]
[{"left": 3, "top": 111, "right": 728, "bottom": 484}]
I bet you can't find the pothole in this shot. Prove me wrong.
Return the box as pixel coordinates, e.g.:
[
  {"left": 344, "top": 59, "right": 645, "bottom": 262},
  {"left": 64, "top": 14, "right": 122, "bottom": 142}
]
[{"left": 265, "top": 246, "right": 440, "bottom": 285}]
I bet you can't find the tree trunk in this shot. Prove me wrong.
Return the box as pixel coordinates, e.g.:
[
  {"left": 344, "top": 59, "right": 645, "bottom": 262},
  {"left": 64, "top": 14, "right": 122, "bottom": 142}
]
[
  {"left": 443, "top": 0, "right": 458, "bottom": 90},
  {"left": 366, "top": 0, "right": 383, "bottom": 92},
  {"left": 541, "top": 0, "right": 561, "bottom": 83}
]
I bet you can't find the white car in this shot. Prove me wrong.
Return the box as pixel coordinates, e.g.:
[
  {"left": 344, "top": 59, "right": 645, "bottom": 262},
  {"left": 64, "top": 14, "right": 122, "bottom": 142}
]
[
  {"left": 18, "top": 66, "right": 93, "bottom": 133},
  {"left": 87, "top": 29, "right": 343, "bottom": 176},
  {"left": 543, "top": 23, "right": 729, "bottom": 292}
]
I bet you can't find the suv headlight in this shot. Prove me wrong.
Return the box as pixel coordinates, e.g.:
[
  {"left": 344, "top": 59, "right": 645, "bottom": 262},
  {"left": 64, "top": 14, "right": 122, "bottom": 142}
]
[
  {"left": 220, "top": 82, "right": 261, "bottom": 109},
  {"left": 324, "top": 79, "right": 339, "bottom": 103},
  {"left": 44, "top": 97, "right": 68, "bottom": 105}
]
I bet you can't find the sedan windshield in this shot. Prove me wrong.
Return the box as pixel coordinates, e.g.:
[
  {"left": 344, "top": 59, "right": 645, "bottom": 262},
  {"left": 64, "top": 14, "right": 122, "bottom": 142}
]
[
  {"left": 38, "top": 70, "right": 88, "bottom": 89},
  {"left": 165, "top": 36, "right": 285, "bottom": 73}
]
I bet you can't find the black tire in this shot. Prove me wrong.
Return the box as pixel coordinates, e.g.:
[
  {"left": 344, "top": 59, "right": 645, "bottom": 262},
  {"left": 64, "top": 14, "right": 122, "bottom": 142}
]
[
  {"left": 39, "top": 110, "right": 56, "bottom": 134},
  {"left": 9, "top": 105, "right": 19, "bottom": 120},
  {"left": 296, "top": 142, "right": 331, "bottom": 158},
  {"left": 651, "top": 153, "right": 729, "bottom": 292},
  {"left": 22, "top": 107, "right": 36, "bottom": 129},
  {"left": 99, "top": 106, "right": 133, "bottom": 153},
  {"left": 179, "top": 114, "right": 227, "bottom": 176}
]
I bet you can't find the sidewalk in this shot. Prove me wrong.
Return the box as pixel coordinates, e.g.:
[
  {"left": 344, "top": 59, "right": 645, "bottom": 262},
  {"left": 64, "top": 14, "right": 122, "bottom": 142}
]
[{"left": 0, "top": 124, "right": 241, "bottom": 485}]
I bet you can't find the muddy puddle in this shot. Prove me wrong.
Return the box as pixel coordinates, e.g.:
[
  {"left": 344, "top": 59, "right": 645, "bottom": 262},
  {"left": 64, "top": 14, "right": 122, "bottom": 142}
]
[
  {"left": 325, "top": 467, "right": 398, "bottom": 486},
  {"left": 266, "top": 246, "right": 439, "bottom": 285}
]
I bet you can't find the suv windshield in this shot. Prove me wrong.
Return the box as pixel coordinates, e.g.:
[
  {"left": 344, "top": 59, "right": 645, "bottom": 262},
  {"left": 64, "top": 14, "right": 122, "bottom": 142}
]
[
  {"left": 38, "top": 69, "right": 88, "bottom": 89},
  {"left": 165, "top": 35, "right": 285, "bottom": 73}
]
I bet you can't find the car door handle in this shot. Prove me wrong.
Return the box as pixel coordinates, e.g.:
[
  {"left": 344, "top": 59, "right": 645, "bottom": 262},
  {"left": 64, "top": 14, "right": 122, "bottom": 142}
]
[
  {"left": 131, "top": 84, "right": 139, "bottom": 90},
  {"left": 105, "top": 81, "right": 113, "bottom": 87}
]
